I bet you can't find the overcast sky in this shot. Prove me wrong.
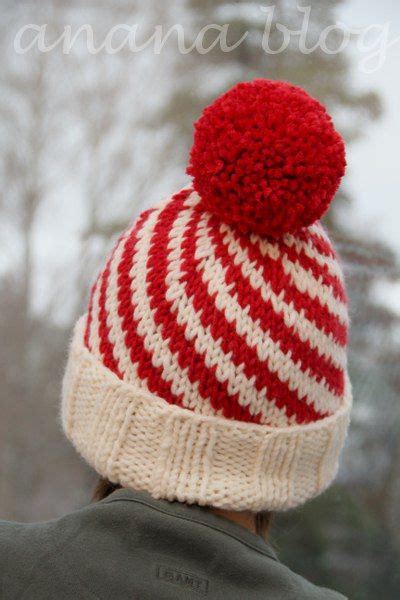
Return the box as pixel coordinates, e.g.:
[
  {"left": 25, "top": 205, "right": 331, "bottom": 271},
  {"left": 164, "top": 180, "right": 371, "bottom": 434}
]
[{"left": 340, "top": 0, "right": 400, "bottom": 310}]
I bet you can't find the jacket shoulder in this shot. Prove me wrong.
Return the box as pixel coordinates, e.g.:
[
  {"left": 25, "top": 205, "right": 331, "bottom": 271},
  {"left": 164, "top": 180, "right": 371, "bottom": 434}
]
[
  {"left": 0, "top": 498, "right": 348, "bottom": 600},
  {"left": 0, "top": 508, "right": 96, "bottom": 599},
  {"left": 264, "top": 558, "right": 347, "bottom": 600},
  {"left": 0, "top": 520, "right": 48, "bottom": 597}
]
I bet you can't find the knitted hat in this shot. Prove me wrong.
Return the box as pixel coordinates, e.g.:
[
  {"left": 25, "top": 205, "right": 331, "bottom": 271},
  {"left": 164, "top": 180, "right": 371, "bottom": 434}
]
[{"left": 62, "top": 79, "right": 351, "bottom": 512}]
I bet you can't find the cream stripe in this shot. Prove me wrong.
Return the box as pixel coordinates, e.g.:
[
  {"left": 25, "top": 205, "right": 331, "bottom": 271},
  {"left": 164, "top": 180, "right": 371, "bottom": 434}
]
[
  {"left": 310, "top": 222, "right": 334, "bottom": 246},
  {"left": 88, "top": 276, "right": 102, "bottom": 358},
  {"left": 280, "top": 255, "right": 348, "bottom": 324},
  {"left": 196, "top": 215, "right": 344, "bottom": 415},
  {"left": 282, "top": 232, "right": 345, "bottom": 283},
  {"left": 247, "top": 231, "right": 348, "bottom": 325},
  {"left": 220, "top": 225, "right": 347, "bottom": 370},
  {"left": 166, "top": 207, "right": 293, "bottom": 426},
  {"left": 126, "top": 204, "right": 216, "bottom": 415}
]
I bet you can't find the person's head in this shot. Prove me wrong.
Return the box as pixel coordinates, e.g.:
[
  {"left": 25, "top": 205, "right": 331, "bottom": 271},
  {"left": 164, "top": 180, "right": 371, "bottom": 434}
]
[{"left": 61, "top": 79, "right": 351, "bottom": 530}]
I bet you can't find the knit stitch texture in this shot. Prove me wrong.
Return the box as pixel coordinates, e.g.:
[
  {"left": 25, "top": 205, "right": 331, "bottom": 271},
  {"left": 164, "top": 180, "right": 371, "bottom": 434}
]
[
  {"left": 62, "top": 79, "right": 351, "bottom": 511},
  {"left": 62, "top": 188, "right": 351, "bottom": 510}
]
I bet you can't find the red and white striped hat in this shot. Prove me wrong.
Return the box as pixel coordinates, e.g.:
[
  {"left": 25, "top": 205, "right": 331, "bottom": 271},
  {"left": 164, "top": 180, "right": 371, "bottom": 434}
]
[{"left": 62, "top": 79, "right": 351, "bottom": 511}]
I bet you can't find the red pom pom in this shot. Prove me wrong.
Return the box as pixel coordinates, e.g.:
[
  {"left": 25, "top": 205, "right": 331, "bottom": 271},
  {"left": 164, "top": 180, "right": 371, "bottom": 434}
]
[{"left": 187, "top": 79, "right": 346, "bottom": 237}]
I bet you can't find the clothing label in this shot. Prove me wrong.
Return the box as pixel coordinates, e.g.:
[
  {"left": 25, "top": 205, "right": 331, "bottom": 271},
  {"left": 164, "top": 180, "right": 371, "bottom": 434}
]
[{"left": 156, "top": 564, "right": 209, "bottom": 594}]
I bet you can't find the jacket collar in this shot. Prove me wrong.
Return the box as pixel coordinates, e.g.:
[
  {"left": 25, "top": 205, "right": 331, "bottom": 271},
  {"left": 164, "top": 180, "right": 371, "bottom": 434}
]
[{"left": 102, "top": 487, "right": 279, "bottom": 563}]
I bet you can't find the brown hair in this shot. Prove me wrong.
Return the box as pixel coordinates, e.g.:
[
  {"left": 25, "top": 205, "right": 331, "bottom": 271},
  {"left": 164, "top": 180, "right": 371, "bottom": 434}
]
[
  {"left": 92, "top": 477, "right": 121, "bottom": 502},
  {"left": 92, "top": 477, "right": 272, "bottom": 538},
  {"left": 255, "top": 511, "right": 273, "bottom": 538}
]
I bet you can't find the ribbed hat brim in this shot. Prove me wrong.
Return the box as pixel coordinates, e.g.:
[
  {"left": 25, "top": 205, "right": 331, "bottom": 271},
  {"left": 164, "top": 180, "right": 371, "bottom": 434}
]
[{"left": 61, "top": 317, "right": 351, "bottom": 512}]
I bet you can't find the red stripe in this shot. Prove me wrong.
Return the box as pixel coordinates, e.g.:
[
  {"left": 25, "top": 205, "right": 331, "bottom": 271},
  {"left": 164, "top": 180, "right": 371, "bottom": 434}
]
[
  {"left": 116, "top": 208, "right": 186, "bottom": 406},
  {"left": 240, "top": 229, "right": 348, "bottom": 346},
  {"left": 304, "top": 227, "right": 336, "bottom": 259},
  {"left": 209, "top": 221, "right": 344, "bottom": 396},
  {"left": 180, "top": 214, "right": 327, "bottom": 424},
  {"left": 84, "top": 281, "right": 96, "bottom": 351},
  {"left": 97, "top": 254, "right": 123, "bottom": 379},
  {"left": 277, "top": 237, "right": 347, "bottom": 303},
  {"left": 146, "top": 190, "right": 261, "bottom": 424}
]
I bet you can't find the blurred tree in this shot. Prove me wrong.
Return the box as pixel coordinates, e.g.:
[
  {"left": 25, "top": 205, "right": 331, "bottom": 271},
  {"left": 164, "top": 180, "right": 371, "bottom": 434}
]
[{"left": 0, "top": 3, "right": 96, "bottom": 520}]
